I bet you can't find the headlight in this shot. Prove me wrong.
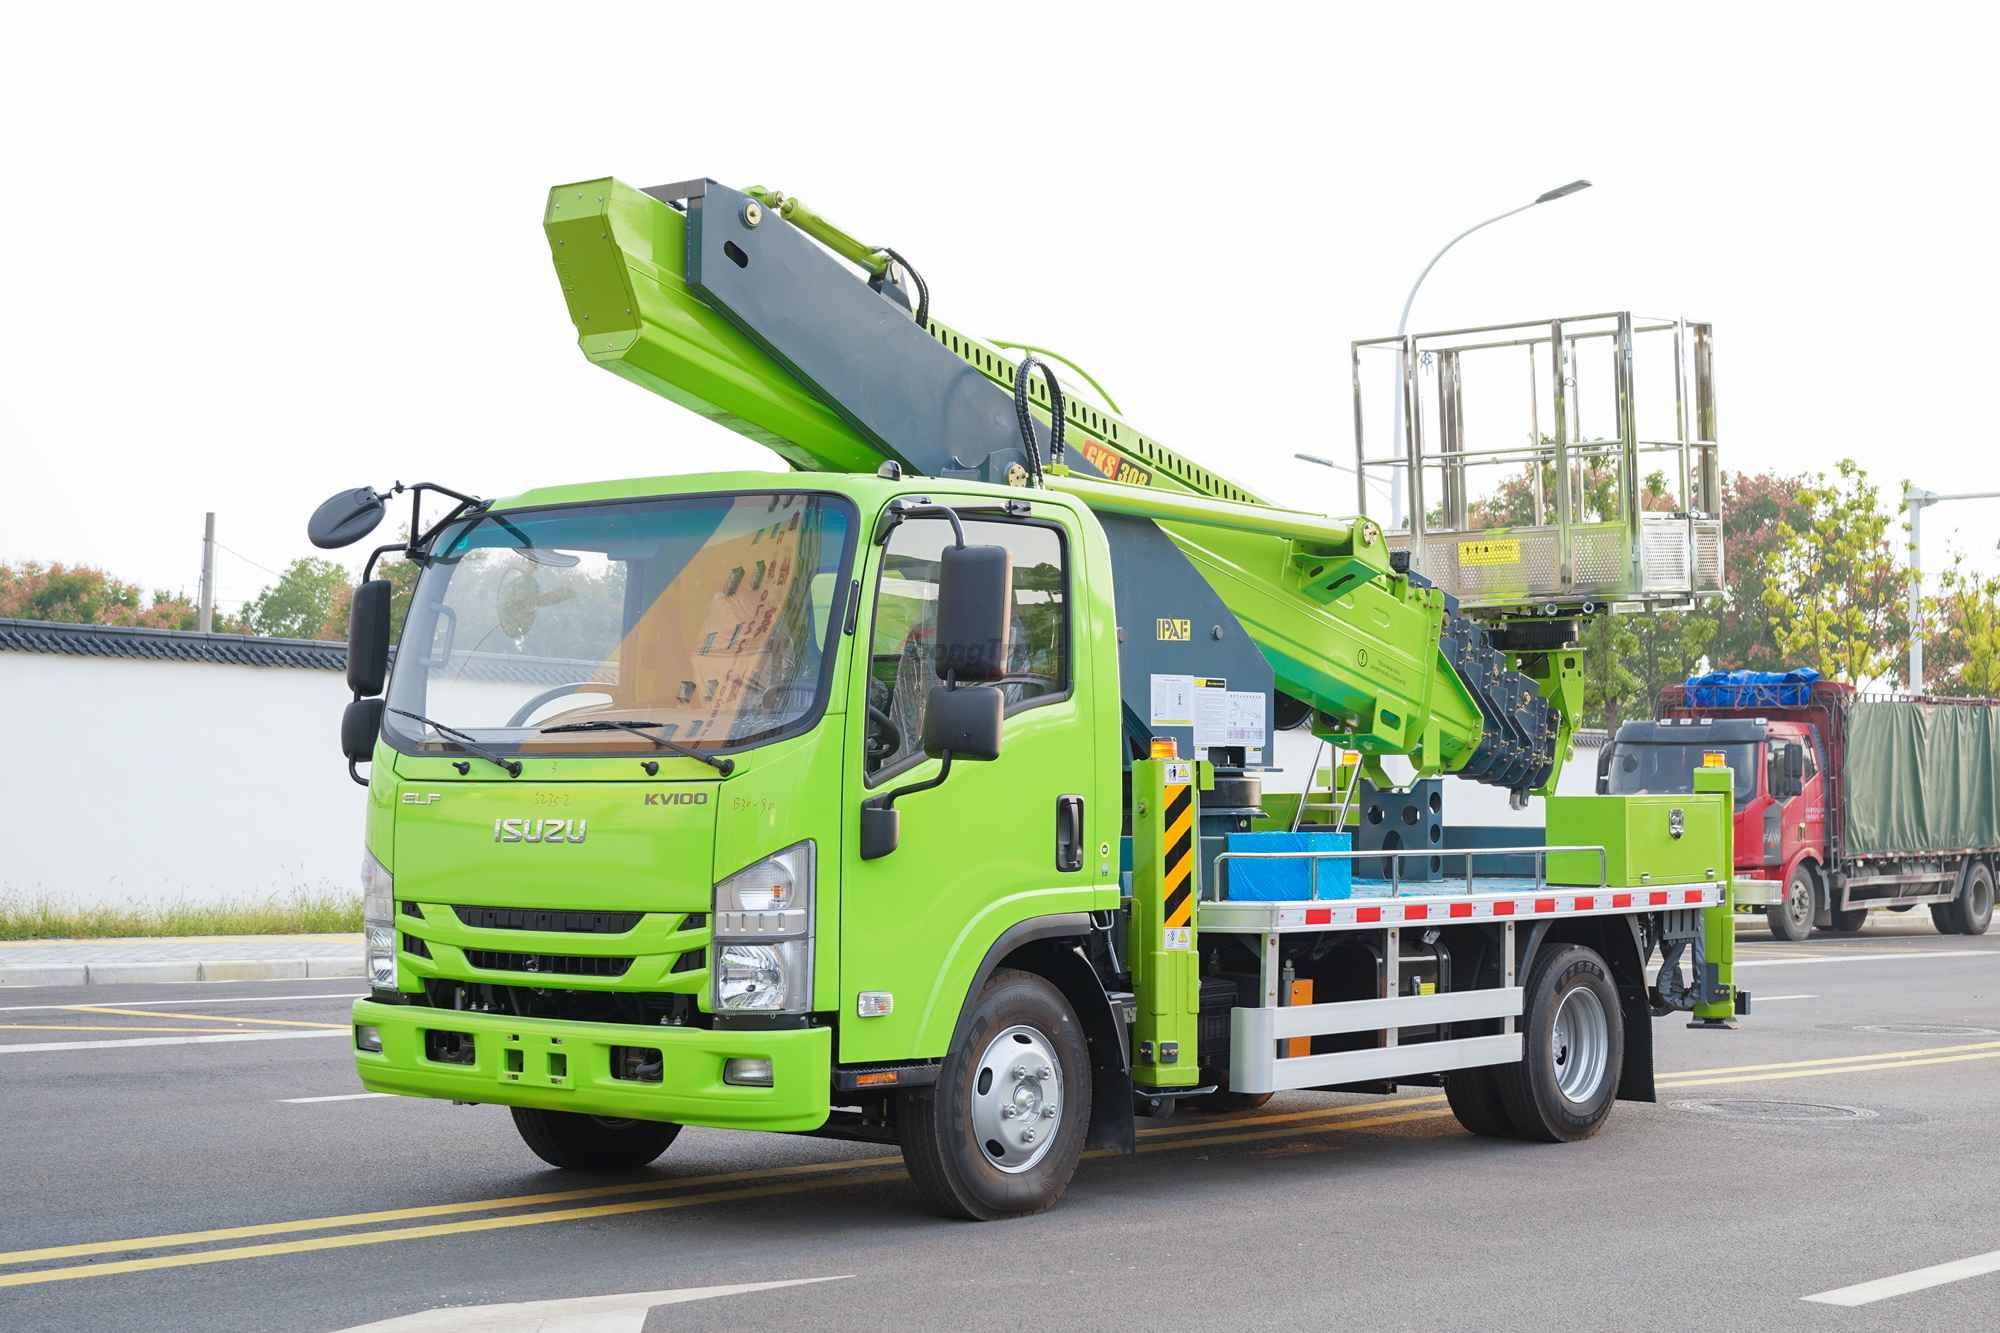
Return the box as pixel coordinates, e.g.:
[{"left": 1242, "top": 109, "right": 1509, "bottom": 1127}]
[
  {"left": 713, "top": 843, "right": 813, "bottom": 1013},
  {"left": 362, "top": 848, "right": 395, "bottom": 990}
]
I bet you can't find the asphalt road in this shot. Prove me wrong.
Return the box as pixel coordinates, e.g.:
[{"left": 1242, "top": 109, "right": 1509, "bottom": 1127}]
[{"left": 2, "top": 914, "right": 1996, "bottom": 1331}]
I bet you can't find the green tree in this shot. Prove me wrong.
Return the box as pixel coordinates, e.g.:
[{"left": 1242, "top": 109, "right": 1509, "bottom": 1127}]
[
  {"left": 1578, "top": 613, "right": 1642, "bottom": 731},
  {"left": 1761, "top": 459, "right": 1903, "bottom": 685},
  {"left": 1925, "top": 553, "right": 2000, "bottom": 696},
  {"left": 1708, "top": 470, "right": 1808, "bottom": 670},
  {"left": 0, "top": 561, "right": 221, "bottom": 630},
  {"left": 241, "top": 558, "right": 353, "bottom": 640}
]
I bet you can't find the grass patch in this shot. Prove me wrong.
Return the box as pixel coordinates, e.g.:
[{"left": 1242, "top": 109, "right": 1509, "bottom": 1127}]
[{"left": 0, "top": 889, "right": 362, "bottom": 940}]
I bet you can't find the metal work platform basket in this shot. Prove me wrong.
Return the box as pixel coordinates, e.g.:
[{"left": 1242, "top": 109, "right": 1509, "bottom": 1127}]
[{"left": 1351, "top": 312, "right": 1724, "bottom": 619}]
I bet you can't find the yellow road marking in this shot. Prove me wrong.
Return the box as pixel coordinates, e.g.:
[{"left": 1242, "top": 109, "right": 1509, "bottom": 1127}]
[
  {"left": 0, "top": 1092, "right": 1446, "bottom": 1268},
  {"left": 1658, "top": 1049, "right": 2000, "bottom": 1088},
  {"left": 1654, "top": 1038, "right": 2000, "bottom": 1081},
  {"left": 0, "top": 1025, "right": 260, "bottom": 1035},
  {"left": 71, "top": 1006, "right": 346, "bottom": 1031},
  {"left": 8, "top": 1036, "right": 1996, "bottom": 1288}
]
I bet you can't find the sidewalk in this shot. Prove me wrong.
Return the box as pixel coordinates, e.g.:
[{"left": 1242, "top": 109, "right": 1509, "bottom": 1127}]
[{"left": 0, "top": 933, "right": 363, "bottom": 987}]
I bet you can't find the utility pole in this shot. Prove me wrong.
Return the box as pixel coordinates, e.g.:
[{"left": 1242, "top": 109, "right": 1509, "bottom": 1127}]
[
  {"left": 1902, "top": 483, "right": 2000, "bottom": 693},
  {"left": 198, "top": 512, "right": 216, "bottom": 634}
]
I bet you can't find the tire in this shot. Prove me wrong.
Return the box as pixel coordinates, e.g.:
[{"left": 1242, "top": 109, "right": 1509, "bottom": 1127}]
[
  {"left": 1829, "top": 907, "right": 1869, "bottom": 933},
  {"left": 1766, "top": 865, "right": 1817, "bottom": 942},
  {"left": 898, "top": 968, "right": 1092, "bottom": 1220},
  {"left": 510, "top": 1108, "right": 680, "bottom": 1171},
  {"left": 1931, "top": 903, "right": 1961, "bottom": 935},
  {"left": 1947, "top": 861, "right": 1994, "bottom": 936},
  {"left": 1492, "top": 944, "right": 1624, "bottom": 1143},
  {"left": 1444, "top": 1064, "right": 1516, "bottom": 1138},
  {"left": 1187, "top": 1088, "right": 1274, "bottom": 1114}
]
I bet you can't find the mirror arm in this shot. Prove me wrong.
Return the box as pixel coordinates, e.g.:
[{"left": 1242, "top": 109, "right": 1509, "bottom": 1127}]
[
  {"left": 867, "top": 752, "right": 954, "bottom": 814},
  {"left": 874, "top": 498, "right": 966, "bottom": 547},
  {"left": 347, "top": 757, "right": 370, "bottom": 789}
]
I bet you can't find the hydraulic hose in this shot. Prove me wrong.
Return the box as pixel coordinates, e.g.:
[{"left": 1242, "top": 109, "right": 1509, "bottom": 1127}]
[
  {"left": 875, "top": 245, "right": 929, "bottom": 331},
  {"left": 1013, "top": 354, "right": 1066, "bottom": 486}
]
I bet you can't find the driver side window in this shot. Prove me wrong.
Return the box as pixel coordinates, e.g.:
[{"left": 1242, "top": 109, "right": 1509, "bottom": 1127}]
[{"left": 863, "top": 516, "right": 1068, "bottom": 780}]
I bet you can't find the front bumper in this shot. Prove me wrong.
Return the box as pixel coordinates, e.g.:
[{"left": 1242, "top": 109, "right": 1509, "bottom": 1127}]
[{"left": 352, "top": 999, "right": 832, "bottom": 1132}]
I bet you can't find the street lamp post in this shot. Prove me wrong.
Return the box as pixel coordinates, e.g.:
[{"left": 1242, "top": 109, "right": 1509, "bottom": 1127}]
[
  {"left": 1903, "top": 482, "right": 2000, "bottom": 693},
  {"left": 1387, "top": 180, "right": 1592, "bottom": 527}
]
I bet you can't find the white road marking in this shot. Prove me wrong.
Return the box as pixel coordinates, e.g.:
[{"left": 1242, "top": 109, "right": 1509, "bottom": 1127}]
[
  {"left": 1803, "top": 1248, "right": 2000, "bottom": 1306},
  {"left": 0, "top": 1030, "right": 348, "bottom": 1056},
  {"left": 1738, "top": 949, "right": 1995, "bottom": 969},
  {"left": 1753, "top": 993, "right": 1818, "bottom": 1001},
  {"left": 280, "top": 1092, "right": 394, "bottom": 1104},
  {"left": 0, "top": 992, "right": 362, "bottom": 1014},
  {"left": 332, "top": 1276, "right": 852, "bottom": 1331}
]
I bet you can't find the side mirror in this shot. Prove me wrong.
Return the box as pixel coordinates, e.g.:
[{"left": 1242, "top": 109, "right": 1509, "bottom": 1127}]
[
  {"left": 860, "top": 803, "right": 900, "bottom": 861},
  {"left": 342, "top": 697, "right": 386, "bottom": 764},
  {"left": 1595, "top": 744, "right": 1615, "bottom": 795},
  {"left": 309, "top": 487, "right": 388, "bottom": 550},
  {"left": 348, "top": 579, "right": 393, "bottom": 697},
  {"left": 922, "top": 684, "right": 1004, "bottom": 761},
  {"left": 1789, "top": 746, "right": 1806, "bottom": 790},
  {"left": 934, "top": 544, "right": 1012, "bottom": 682}
]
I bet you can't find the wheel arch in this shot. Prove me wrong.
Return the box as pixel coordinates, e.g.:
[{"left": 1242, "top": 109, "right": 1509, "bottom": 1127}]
[
  {"left": 1519, "top": 915, "right": 1654, "bottom": 1103},
  {"left": 946, "top": 916, "right": 1136, "bottom": 1155}
]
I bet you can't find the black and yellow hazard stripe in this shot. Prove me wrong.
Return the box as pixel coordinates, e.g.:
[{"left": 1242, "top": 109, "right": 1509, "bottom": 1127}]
[{"left": 1162, "top": 781, "right": 1194, "bottom": 930}]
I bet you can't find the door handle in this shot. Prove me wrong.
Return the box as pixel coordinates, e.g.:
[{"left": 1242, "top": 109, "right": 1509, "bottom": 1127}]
[{"left": 1056, "top": 795, "right": 1084, "bottom": 872}]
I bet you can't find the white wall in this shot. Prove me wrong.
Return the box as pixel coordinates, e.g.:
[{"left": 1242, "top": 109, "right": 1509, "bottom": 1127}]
[{"left": 0, "top": 655, "right": 367, "bottom": 907}]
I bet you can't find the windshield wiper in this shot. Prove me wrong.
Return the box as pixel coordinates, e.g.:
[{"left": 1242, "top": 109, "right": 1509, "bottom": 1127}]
[
  {"left": 389, "top": 709, "right": 523, "bottom": 778},
  {"left": 538, "top": 719, "right": 735, "bottom": 775}
]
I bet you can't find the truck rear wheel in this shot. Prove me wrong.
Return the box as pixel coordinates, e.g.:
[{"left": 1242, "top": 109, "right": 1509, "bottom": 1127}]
[
  {"left": 1946, "top": 861, "right": 1994, "bottom": 936},
  {"left": 1444, "top": 1065, "right": 1516, "bottom": 1137},
  {"left": 899, "top": 968, "right": 1092, "bottom": 1220},
  {"left": 1766, "top": 866, "right": 1817, "bottom": 942},
  {"left": 1829, "top": 907, "right": 1869, "bottom": 933},
  {"left": 509, "top": 1108, "right": 680, "bottom": 1171},
  {"left": 1492, "top": 944, "right": 1623, "bottom": 1143}
]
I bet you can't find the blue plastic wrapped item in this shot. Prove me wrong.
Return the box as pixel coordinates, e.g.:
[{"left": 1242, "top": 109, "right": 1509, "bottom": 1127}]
[
  {"left": 1221, "top": 831, "right": 1352, "bottom": 900},
  {"left": 1683, "top": 667, "right": 1820, "bottom": 709}
]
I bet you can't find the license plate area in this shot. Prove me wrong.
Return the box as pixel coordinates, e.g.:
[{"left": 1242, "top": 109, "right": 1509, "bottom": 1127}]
[{"left": 499, "top": 1031, "right": 573, "bottom": 1090}]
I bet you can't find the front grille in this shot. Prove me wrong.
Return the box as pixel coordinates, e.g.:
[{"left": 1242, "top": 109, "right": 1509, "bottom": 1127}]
[
  {"left": 451, "top": 905, "right": 643, "bottom": 934},
  {"left": 461, "top": 949, "right": 632, "bottom": 978},
  {"left": 403, "top": 933, "right": 432, "bottom": 959}
]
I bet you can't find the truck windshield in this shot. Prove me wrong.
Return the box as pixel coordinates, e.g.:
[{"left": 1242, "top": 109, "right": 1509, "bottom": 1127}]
[
  {"left": 1605, "top": 741, "right": 1758, "bottom": 808},
  {"left": 384, "top": 491, "right": 855, "bottom": 758}
]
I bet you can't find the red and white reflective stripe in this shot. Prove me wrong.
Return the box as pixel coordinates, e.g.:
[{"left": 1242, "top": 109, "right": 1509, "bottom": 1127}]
[{"left": 1249, "top": 882, "right": 1723, "bottom": 931}]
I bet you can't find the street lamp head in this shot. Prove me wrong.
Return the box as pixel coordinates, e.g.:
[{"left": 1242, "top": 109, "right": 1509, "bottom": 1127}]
[
  {"left": 1534, "top": 179, "right": 1593, "bottom": 205},
  {"left": 1294, "top": 452, "right": 1342, "bottom": 469}
]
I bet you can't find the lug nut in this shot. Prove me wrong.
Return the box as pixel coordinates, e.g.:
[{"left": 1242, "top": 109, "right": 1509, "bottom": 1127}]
[
  {"left": 1001, "top": 1106, "right": 1016, "bottom": 1119},
  {"left": 1014, "top": 1066, "right": 1030, "bottom": 1081},
  {"left": 1038, "top": 1066, "right": 1052, "bottom": 1080},
  {"left": 1042, "top": 1106, "right": 1057, "bottom": 1119},
  {"left": 1021, "top": 1129, "right": 1035, "bottom": 1144}
]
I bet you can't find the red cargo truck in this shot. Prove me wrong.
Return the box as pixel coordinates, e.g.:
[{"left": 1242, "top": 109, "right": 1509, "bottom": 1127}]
[{"left": 1597, "top": 679, "right": 1997, "bottom": 942}]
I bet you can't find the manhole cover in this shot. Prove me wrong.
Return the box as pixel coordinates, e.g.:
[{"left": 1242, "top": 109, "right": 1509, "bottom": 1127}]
[
  {"left": 1672, "top": 1099, "right": 1878, "bottom": 1123},
  {"left": 1853, "top": 1022, "right": 2000, "bottom": 1037}
]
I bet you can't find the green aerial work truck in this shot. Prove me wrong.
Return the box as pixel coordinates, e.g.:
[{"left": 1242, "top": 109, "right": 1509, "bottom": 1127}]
[{"left": 314, "top": 175, "right": 1745, "bottom": 1219}]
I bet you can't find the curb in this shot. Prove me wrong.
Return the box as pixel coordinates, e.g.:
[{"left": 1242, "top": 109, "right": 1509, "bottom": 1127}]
[{"left": 0, "top": 957, "right": 363, "bottom": 987}]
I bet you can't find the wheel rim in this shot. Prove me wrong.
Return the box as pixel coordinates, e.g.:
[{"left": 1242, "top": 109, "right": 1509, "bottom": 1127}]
[
  {"left": 970, "top": 1024, "right": 1063, "bottom": 1174},
  {"left": 1786, "top": 875, "right": 1814, "bottom": 931},
  {"left": 1974, "top": 877, "right": 1994, "bottom": 921},
  {"left": 1550, "top": 985, "right": 1610, "bottom": 1104}
]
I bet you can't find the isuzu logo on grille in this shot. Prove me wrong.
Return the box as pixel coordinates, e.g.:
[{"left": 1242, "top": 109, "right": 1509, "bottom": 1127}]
[{"left": 493, "top": 818, "right": 588, "bottom": 845}]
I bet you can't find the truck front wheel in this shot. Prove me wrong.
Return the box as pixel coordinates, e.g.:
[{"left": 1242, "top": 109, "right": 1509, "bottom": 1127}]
[
  {"left": 509, "top": 1108, "right": 680, "bottom": 1171},
  {"left": 1491, "top": 944, "right": 1624, "bottom": 1143},
  {"left": 899, "top": 968, "right": 1092, "bottom": 1220},
  {"left": 1946, "top": 861, "right": 1994, "bottom": 936},
  {"left": 1766, "top": 866, "right": 1817, "bottom": 942}
]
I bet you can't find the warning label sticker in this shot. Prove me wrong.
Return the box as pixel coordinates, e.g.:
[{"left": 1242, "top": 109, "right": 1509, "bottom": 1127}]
[{"left": 1458, "top": 538, "right": 1522, "bottom": 567}]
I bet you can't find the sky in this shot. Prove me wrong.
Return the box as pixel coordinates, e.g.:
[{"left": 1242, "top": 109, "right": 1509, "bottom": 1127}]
[{"left": 4, "top": 4, "right": 1997, "bottom": 615}]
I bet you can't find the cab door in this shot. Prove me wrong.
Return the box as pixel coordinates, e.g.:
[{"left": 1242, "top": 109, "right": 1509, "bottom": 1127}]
[{"left": 837, "top": 503, "right": 1101, "bottom": 1065}]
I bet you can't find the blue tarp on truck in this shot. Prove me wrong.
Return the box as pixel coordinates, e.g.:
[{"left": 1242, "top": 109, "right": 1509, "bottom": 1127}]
[{"left": 1684, "top": 667, "right": 1821, "bottom": 709}]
